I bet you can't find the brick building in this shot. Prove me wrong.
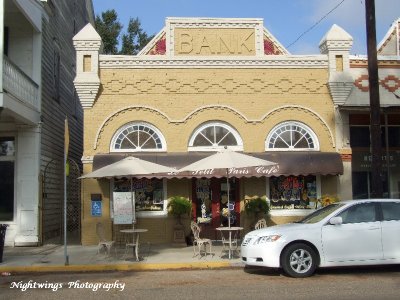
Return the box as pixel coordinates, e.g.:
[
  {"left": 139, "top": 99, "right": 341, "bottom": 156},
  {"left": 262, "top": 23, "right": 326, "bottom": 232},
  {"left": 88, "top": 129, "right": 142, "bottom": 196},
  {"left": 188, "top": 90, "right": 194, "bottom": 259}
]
[{"left": 74, "top": 17, "right": 399, "bottom": 245}]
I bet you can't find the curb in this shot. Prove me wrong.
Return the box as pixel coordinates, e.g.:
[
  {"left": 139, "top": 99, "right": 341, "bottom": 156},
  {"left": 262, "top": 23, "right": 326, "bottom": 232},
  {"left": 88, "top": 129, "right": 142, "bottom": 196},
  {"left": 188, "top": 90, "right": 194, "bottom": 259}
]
[{"left": 0, "top": 261, "right": 242, "bottom": 274}]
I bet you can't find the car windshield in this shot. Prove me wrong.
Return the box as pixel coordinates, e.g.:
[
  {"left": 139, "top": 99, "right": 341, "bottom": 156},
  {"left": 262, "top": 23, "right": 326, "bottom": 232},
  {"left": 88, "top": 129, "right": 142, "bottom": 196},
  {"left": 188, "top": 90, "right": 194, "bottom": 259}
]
[{"left": 296, "top": 203, "right": 346, "bottom": 224}]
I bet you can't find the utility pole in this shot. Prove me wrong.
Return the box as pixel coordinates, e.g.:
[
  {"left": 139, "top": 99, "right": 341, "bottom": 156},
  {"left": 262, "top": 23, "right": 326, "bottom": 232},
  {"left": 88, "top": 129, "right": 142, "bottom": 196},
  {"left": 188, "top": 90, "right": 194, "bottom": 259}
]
[{"left": 365, "top": 0, "right": 383, "bottom": 198}]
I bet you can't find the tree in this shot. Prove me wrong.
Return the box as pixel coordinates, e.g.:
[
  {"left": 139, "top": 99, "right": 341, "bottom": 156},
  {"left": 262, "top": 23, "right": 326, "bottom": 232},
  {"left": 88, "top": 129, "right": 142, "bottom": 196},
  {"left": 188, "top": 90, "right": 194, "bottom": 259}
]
[
  {"left": 95, "top": 10, "right": 154, "bottom": 55},
  {"left": 120, "top": 17, "right": 153, "bottom": 55},
  {"left": 95, "top": 9, "right": 122, "bottom": 54}
]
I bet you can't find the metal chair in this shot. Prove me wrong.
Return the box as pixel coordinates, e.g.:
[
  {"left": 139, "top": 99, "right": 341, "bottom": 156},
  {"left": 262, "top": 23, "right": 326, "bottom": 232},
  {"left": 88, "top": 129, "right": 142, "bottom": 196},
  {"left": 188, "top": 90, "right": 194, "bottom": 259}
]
[
  {"left": 254, "top": 218, "right": 267, "bottom": 230},
  {"left": 95, "top": 222, "right": 116, "bottom": 256},
  {"left": 190, "top": 221, "right": 212, "bottom": 258}
]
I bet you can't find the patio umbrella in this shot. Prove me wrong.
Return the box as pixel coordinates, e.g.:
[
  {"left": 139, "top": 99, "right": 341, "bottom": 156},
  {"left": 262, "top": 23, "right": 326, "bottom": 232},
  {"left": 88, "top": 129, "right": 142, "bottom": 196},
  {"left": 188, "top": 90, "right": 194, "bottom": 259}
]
[
  {"left": 178, "top": 150, "right": 276, "bottom": 228},
  {"left": 79, "top": 156, "right": 177, "bottom": 227}
]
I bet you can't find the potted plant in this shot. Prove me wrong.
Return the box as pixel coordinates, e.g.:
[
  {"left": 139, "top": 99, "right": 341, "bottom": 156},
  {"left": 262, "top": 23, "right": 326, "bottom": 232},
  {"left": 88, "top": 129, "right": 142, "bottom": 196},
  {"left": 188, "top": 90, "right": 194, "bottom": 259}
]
[
  {"left": 244, "top": 196, "right": 270, "bottom": 222},
  {"left": 168, "top": 196, "right": 192, "bottom": 225},
  {"left": 168, "top": 196, "right": 192, "bottom": 246}
]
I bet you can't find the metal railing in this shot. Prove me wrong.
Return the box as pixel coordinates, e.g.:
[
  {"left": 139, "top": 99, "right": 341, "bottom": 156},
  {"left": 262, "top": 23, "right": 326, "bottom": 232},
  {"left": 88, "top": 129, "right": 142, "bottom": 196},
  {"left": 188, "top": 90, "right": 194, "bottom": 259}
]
[{"left": 2, "top": 56, "right": 39, "bottom": 111}]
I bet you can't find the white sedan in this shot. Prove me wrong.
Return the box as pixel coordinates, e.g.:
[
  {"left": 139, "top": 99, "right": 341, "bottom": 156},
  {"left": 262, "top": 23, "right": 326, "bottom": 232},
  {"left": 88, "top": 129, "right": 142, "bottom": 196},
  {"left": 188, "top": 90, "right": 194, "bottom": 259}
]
[{"left": 241, "top": 199, "right": 400, "bottom": 277}]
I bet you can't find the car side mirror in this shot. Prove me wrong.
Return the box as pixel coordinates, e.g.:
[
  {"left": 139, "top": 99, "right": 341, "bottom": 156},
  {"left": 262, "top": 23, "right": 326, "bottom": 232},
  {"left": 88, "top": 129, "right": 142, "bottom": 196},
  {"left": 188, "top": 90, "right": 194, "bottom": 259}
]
[{"left": 329, "top": 216, "right": 343, "bottom": 225}]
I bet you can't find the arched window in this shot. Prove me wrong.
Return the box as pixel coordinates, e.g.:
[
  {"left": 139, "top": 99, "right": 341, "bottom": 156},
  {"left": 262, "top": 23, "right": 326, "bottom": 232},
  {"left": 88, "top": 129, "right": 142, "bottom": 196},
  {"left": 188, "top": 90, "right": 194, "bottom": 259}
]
[
  {"left": 188, "top": 122, "right": 243, "bottom": 151},
  {"left": 110, "top": 122, "right": 166, "bottom": 152},
  {"left": 266, "top": 121, "right": 319, "bottom": 151}
]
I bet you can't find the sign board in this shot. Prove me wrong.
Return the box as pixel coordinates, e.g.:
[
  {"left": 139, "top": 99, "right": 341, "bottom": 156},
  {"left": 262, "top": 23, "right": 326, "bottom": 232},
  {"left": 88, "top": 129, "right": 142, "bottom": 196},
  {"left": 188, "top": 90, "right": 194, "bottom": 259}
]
[
  {"left": 91, "top": 194, "right": 102, "bottom": 217},
  {"left": 91, "top": 201, "right": 102, "bottom": 217},
  {"left": 113, "top": 192, "right": 134, "bottom": 224}
]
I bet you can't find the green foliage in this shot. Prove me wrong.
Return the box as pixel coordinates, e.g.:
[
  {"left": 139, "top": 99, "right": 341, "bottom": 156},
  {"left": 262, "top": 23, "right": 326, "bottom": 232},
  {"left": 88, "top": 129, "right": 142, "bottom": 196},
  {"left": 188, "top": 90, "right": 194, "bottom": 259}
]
[
  {"left": 95, "top": 10, "right": 122, "bottom": 54},
  {"left": 95, "top": 10, "right": 154, "bottom": 55},
  {"left": 244, "top": 197, "right": 270, "bottom": 216},
  {"left": 168, "top": 196, "right": 192, "bottom": 217},
  {"left": 120, "top": 17, "right": 154, "bottom": 55}
]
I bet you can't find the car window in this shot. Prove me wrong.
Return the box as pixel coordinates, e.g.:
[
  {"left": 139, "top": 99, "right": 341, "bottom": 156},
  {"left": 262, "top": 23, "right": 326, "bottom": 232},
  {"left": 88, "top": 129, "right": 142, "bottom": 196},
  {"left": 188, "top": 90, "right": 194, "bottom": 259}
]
[
  {"left": 297, "top": 203, "right": 345, "bottom": 224},
  {"left": 381, "top": 202, "right": 400, "bottom": 221},
  {"left": 338, "top": 203, "right": 377, "bottom": 224}
]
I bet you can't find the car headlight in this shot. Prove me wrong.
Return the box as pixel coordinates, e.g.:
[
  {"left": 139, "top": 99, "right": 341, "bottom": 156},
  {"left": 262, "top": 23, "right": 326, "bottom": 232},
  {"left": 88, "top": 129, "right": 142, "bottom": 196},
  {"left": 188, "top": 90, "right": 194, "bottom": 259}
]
[{"left": 254, "top": 235, "right": 281, "bottom": 244}]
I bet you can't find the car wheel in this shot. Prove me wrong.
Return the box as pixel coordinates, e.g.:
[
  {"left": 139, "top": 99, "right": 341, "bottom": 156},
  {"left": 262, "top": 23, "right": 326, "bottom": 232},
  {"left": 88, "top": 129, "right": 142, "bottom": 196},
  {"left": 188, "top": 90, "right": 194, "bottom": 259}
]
[{"left": 281, "top": 243, "right": 317, "bottom": 278}]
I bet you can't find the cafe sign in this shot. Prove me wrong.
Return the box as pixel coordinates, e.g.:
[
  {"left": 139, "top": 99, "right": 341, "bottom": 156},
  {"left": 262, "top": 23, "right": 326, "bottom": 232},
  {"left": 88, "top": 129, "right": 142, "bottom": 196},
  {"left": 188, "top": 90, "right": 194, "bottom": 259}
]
[{"left": 166, "top": 164, "right": 280, "bottom": 178}]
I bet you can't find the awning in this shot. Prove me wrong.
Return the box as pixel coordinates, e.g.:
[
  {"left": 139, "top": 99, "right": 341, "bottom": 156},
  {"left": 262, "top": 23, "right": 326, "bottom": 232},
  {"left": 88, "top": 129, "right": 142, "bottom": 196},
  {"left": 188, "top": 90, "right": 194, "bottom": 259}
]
[{"left": 91, "top": 152, "right": 343, "bottom": 178}]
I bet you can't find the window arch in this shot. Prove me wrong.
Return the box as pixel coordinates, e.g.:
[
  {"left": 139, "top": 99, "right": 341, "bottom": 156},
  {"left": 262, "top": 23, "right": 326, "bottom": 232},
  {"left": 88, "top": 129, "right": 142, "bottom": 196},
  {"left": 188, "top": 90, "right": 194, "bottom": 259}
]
[
  {"left": 188, "top": 122, "right": 243, "bottom": 151},
  {"left": 110, "top": 122, "right": 166, "bottom": 152},
  {"left": 266, "top": 121, "right": 319, "bottom": 151}
]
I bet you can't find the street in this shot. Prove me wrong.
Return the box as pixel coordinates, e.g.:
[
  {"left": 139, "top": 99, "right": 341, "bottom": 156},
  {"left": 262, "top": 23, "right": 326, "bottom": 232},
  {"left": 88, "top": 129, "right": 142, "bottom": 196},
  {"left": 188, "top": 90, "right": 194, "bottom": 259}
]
[{"left": 1, "top": 266, "right": 399, "bottom": 300}]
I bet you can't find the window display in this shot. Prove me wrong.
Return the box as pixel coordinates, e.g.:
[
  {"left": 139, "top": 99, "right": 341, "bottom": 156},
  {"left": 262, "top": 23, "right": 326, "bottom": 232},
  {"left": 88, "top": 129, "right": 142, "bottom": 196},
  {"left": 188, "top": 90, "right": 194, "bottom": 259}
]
[
  {"left": 113, "top": 178, "right": 165, "bottom": 212},
  {"left": 269, "top": 175, "right": 317, "bottom": 209}
]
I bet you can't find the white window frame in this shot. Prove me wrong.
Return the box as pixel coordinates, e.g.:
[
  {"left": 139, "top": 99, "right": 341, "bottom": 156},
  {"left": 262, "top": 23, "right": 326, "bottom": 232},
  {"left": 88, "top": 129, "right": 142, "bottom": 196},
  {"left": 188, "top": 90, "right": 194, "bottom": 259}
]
[
  {"left": 265, "top": 121, "right": 319, "bottom": 151},
  {"left": 188, "top": 121, "right": 243, "bottom": 152},
  {"left": 110, "top": 122, "right": 167, "bottom": 152},
  {"left": 266, "top": 176, "right": 321, "bottom": 217},
  {"left": 110, "top": 178, "right": 168, "bottom": 218}
]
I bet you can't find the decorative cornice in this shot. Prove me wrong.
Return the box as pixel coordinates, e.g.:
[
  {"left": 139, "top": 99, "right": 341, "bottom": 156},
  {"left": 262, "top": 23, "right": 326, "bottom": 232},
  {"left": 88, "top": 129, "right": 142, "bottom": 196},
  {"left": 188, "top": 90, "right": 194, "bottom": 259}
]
[
  {"left": 73, "top": 40, "right": 102, "bottom": 51},
  {"left": 328, "top": 81, "right": 354, "bottom": 105},
  {"left": 73, "top": 81, "right": 100, "bottom": 109},
  {"left": 99, "top": 55, "right": 328, "bottom": 69}
]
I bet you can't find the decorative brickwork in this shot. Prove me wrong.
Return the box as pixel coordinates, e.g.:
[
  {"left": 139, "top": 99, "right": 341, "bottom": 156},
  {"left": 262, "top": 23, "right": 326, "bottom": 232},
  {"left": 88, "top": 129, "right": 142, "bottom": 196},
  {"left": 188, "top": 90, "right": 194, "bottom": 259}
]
[
  {"left": 380, "top": 75, "right": 400, "bottom": 92},
  {"left": 101, "top": 73, "right": 327, "bottom": 95},
  {"left": 354, "top": 74, "right": 371, "bottom": 92},
  {"left": 340, "top": 154, "right": 352, "bottom": 162},
  {"left": 148, "top": 35, "right": 166, "bottom": 55},
  {"left": 92, "top": 104, "right": 335, "bottom": 151},
  {"left": 354, "top": 74, "right": 400, "bottom": 92}
]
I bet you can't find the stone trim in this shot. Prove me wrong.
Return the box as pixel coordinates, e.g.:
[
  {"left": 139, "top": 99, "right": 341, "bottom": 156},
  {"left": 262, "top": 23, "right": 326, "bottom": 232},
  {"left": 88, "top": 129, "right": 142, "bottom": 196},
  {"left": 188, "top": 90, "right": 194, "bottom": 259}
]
[{"left": 99, "top": 55, "right": 328, "bottom": 69}]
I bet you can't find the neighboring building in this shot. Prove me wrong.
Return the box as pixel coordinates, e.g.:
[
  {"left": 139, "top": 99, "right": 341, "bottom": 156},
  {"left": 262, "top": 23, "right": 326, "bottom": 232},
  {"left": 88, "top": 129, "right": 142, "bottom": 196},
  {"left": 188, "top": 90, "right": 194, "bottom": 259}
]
[
  {"left": 74, "top": 17, "right": 399, "bottom": 246},
  {"left": 0, "top": 0, "right": 94, "bottom": 246},
  {"left": 332, "top": 18, "right": 400, "bottom": 200}
]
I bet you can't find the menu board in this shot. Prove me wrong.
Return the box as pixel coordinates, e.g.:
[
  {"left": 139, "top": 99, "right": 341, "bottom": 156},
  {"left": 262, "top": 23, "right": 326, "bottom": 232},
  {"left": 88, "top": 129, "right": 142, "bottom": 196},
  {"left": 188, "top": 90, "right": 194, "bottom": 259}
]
[{"left": 113, "top": 192, "right": 134, "bottom": 224}]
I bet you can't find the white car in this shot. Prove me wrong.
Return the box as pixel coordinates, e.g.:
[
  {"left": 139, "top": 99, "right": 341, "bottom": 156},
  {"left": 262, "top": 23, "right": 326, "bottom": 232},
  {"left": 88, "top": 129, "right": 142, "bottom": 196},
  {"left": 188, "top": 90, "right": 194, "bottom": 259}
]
[{"left": 241, "top": 199, "right": 400, "bottom": 277}]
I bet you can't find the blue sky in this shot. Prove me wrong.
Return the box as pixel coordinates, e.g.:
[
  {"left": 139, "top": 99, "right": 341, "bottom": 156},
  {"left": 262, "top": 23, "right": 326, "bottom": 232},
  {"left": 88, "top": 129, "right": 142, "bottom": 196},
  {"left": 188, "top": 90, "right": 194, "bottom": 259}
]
[{"left": 92, "top": 0, "right": 400, "bottom": 55}]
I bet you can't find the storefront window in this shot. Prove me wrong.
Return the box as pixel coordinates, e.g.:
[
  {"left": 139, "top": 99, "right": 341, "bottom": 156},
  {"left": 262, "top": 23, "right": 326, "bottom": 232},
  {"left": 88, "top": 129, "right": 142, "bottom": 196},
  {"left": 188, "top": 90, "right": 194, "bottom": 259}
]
[
  {"left": 266, "top": 121, "right": 319, "bottom": 151},
  {"left": 269, "top": 175, "right": 317, "bottom": 209},
  {"left": 113, "top": 178, "right": 165, "bottom": 212},
  {"left": 188, "top": 121, "right": 243, "bottom": 151},
  {"left": 110, "top": 122, "right": 166, "bottom": 152},
  {"left": 0, "top": 137, "right": 15, "bottom": 221},
  {"left": 350, "top": 123, "right": 399, "bottom": 199}
]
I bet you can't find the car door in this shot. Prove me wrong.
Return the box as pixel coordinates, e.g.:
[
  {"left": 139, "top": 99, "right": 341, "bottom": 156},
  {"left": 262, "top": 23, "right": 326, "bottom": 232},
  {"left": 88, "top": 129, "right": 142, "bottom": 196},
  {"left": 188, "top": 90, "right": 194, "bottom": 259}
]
[
  {"left": 380, "top": 201, "right": 400, "bottom": 260},
  {"left": 321, "top": 202, "right": 383, "bottom": 263}
]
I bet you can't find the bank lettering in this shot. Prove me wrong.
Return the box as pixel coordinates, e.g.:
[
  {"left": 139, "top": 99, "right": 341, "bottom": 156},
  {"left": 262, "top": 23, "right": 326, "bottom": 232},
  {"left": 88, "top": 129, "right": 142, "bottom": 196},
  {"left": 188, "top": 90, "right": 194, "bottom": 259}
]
[{"left": 176, "top": 31, "right": 255, "bottom": 55}]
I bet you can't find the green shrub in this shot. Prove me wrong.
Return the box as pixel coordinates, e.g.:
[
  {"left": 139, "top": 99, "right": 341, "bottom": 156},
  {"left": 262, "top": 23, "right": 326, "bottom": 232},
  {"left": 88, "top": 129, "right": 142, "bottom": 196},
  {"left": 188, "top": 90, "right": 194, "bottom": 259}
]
[
  {"left": 168, "top": 196, "right": 192, "bottom": 218},
  {"left": 244, "top": 197, "right": 270, "bottom": 216}
]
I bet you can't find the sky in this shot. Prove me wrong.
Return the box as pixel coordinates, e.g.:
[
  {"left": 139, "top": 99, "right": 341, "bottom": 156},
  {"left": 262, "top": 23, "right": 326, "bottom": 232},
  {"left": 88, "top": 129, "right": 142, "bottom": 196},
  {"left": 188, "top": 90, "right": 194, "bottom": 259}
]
[{"left": 92, "top": 0, "right": 400, "bottom": 55}]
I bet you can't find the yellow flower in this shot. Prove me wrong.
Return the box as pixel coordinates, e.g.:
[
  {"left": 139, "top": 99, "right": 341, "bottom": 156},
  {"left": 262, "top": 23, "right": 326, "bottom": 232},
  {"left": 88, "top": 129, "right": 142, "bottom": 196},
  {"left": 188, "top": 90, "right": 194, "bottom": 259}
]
[
  {"left": 318, "top": 195, "right": 339, "bottom": 207},
  {"left": 221, "top": 208, "right": 229, "bottom": 217}
]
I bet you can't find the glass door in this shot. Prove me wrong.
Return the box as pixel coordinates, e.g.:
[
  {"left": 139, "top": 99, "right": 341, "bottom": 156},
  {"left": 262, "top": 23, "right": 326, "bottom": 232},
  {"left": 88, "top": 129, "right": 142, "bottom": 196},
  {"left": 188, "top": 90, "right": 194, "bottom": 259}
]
[{"left": 192, "top": 178, "right": 239, "bottom": 239}]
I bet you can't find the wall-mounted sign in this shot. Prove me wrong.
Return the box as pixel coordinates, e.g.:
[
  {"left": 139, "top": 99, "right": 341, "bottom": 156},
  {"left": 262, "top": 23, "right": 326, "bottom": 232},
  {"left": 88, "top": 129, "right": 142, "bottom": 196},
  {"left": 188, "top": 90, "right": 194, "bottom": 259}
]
[{"left": 91, "top": 200, "right": 102, "bottom": 217}]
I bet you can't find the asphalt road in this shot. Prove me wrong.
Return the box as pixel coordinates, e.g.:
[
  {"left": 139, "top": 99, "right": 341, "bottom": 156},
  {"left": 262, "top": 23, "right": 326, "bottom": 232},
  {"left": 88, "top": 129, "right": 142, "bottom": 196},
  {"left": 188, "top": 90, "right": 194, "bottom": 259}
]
[{"left": 1, "top": 265, "right": 399, "bottom": 300}]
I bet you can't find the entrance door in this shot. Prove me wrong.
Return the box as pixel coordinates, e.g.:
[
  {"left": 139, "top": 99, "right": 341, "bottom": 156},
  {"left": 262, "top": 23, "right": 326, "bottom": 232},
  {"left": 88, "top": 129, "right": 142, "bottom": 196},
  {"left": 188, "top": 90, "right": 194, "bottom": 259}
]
[{"left": 192, "top": 178, "right": 240, "bottom": 239}]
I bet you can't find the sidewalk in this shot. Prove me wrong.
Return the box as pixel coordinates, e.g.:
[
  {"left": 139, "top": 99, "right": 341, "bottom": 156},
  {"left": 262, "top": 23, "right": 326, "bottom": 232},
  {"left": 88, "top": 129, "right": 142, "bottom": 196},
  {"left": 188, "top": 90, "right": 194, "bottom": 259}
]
[{"left": 0, "top": 242, "right": 244, "bottom": 274}]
